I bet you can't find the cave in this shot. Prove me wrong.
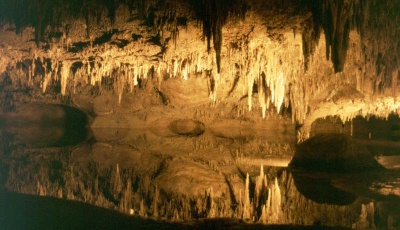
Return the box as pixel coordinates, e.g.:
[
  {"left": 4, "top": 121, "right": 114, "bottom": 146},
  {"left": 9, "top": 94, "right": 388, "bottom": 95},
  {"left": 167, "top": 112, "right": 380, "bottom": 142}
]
[{"left": 0, "top": 0, "right": 399, "bottom": 229}]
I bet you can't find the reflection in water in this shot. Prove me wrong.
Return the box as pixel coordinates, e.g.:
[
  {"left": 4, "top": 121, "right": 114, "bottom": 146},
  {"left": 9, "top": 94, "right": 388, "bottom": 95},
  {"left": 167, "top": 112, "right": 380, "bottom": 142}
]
[
  {"left": 291, "top": 172, "right": 357, "bottom": 206},
  {"left": 0, "top": 104, "right": 89, "bottom": 147},
  {"left": 0, "top": 114, "right": 400, "bottom": 229}
]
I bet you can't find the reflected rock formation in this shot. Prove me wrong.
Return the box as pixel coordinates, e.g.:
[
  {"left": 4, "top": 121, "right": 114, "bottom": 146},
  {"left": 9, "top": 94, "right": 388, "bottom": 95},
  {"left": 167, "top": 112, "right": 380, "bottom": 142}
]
[
  {"left": 0, "top": 103, "right": 89, "bottom": 147},
  {"left": 290, "top": 133, "right": 384, "bottom": 172},
  {"left": 289, "top": 133, "right": 400, "bottom": 206}
]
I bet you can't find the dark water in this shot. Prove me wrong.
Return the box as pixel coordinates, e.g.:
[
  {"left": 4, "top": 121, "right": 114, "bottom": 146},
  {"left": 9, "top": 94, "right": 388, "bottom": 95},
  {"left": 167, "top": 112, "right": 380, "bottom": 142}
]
[
  {"left": 0, "top": 190, "right": 352, "bottom": 230},
  {"left": 0, "top": 189, "right": 189, "bottom": 230},
  {"left": 0, "top": 104, "right": 89, "bottom": 147},
  {"left": 1, "top": 109, "right": 400, "bottom": 229}
]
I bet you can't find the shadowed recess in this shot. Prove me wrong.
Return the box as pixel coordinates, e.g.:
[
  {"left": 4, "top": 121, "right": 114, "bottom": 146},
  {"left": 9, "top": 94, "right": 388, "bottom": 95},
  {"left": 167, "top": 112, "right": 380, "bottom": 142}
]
[{"left": 0, "top": 104, "right": 89, "bottom": 147}]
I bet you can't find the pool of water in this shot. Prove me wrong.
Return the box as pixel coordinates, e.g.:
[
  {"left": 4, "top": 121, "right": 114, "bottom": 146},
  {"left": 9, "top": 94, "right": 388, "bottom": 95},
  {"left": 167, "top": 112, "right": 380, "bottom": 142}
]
[{"left": 0, "top": 107, "right": 400, "bottom": 229}]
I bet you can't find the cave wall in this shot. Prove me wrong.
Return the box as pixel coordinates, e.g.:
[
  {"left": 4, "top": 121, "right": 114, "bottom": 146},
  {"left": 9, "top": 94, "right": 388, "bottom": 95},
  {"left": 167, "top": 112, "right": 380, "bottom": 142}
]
[{"left": 0, "top": 0, "right": 399, "bottom": 138}]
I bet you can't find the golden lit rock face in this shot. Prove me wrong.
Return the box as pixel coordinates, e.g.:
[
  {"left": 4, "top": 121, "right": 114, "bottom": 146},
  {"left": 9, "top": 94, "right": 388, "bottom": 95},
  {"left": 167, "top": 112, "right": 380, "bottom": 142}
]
[{"left": 0, "top": 0, "right": 398, "bottom": 135}]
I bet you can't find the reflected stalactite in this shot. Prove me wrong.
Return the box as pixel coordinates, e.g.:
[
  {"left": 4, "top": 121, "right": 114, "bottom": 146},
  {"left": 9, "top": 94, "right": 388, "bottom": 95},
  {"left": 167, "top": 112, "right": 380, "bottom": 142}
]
[{"left": 3, "top": 143, "right": 399, "bottom": 228}]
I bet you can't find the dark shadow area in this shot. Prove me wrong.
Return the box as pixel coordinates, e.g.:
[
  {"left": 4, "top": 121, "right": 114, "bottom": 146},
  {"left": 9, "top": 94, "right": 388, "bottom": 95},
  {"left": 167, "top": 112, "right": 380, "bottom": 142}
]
[
  {"left": 291, "top": 171, "right": 357, "bottom": 205},
  {"left": 132, "top": 33, "right": 143, "bottom": 41},
  {"left": 302, "top": 0, "right": 367, "bottom": 72},
  {"left": 289, "top": 133, "right": 400, "bottom": 208},
  {"left": 93, "top": 30, "right": 118, "bottom": 46},
  {"left": 0, "top": 190, "right": 350, "bottom": 230},
  {"left": 68, "top": 41, "right": 90, "bottom": 53},
  {"left": 0, "top": 189, "right": 191, "bottom": 230},
  {"left": 311, "top": 115, "right": 400, "bottom": 157},
  {"left": 290, "top": 133, "right": 384, "bottom": 172},
  {"left": 110, "top": 39, "right": 130, "bottom": 48},
  {"left": 57, "top": 105, "right": 89, "bottom": 147},
  {"left": 69, "top": 30, "right": 118, "bottom": 53}
]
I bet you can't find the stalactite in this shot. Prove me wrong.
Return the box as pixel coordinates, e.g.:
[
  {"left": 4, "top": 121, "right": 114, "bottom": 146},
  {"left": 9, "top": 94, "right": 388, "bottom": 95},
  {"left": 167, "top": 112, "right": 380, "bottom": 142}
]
[
  {"left": 258, "top": 72, "right": 268, "bottom": 118},
  {"left": 61, "top": 61, "right": 72, "bottom": 96},
  {"left": 247, "top": 72, "right": 254, "bottom": 111},
  {"left": 274, "top": 71, "right": 285, "bottom": 114},
  {"left": 134, "top": 66, "right": 139, "bottom": 86},
  {"left": 73, "top": 67, "right": 84, "bottom": 94},
  {"left": 172, "top": 58, "right": 178, "bottom": 78},
  {"left": 182, "top": 59, "right": 188, "bottom": 80},
  {"left": 190, "top": 0, "right": 247, "bottom": 74},
  {"left": 303, "top": 0, "right": 368, "bottom": 73},
  {"left": 42, "top": 72, "right": 52, "bottom": 93},
  {"left": 117, "top": 70, "right": 125, "bottom": 104},
  {"left": 301, "top": 18, "right": 320, "bottom": 72}
]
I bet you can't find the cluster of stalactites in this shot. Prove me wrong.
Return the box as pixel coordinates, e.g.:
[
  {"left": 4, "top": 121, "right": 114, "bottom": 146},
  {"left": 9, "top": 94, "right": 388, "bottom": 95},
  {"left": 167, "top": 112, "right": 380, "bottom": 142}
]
[
  {"left": 165, "top": 51, "right": 216, "bottom": 80},
  {"left": 302, "top": 0, "right": 369, "bottom": 73},
  {"left": 73, "top": 59, "right": 153, "bottom": 103},
  {"left": 44, "top": 50, "right": 219, "bottom": 102},
  {"left": 231, "top": 41, "right": 296, "bottom": 119}
]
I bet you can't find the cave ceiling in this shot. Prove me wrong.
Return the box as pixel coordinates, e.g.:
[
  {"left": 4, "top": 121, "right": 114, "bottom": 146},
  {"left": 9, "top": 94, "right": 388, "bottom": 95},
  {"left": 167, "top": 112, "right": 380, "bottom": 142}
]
[{"left": 0, "top": 0, "right": 399, "bottom": 138}]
